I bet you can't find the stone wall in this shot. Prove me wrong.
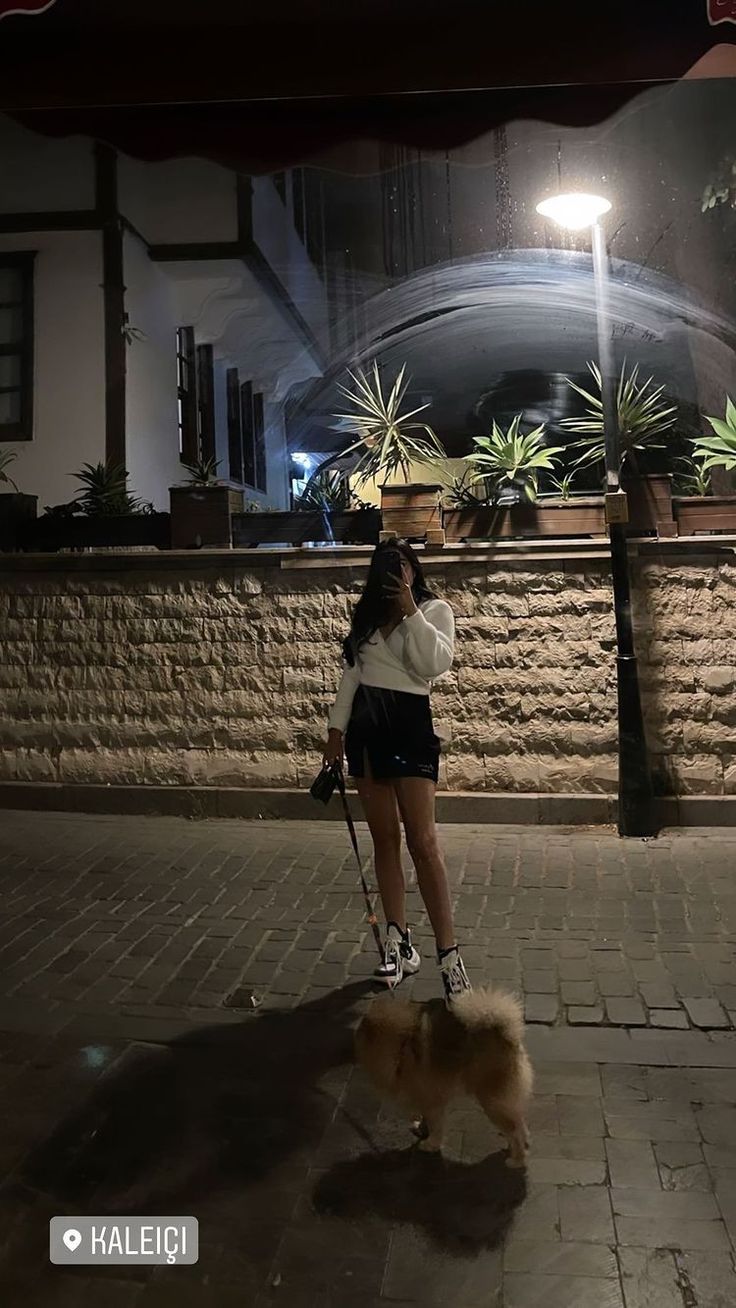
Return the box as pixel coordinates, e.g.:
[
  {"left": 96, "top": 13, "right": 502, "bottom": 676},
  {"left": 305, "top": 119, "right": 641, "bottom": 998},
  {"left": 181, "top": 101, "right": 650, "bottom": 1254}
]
[{"left": 0, "top": 546, "right": 734, "bottom": 797}]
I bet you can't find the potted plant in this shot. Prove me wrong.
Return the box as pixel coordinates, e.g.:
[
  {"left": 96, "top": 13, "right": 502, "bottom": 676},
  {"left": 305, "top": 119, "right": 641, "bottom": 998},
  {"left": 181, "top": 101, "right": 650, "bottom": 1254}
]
[
  {"left": 561, "top": 362, "right": 678, "bottom": 536},
  {"left": 27, "top": 464, "right": 155, "bottom": 550},
  {"left": 334, "top": 361, "right": 447, "bottom": 541},
  {"left": 31, "top": 462, "right": 169, "bottom": 551},
  {"left": 0, "top": 450, "right": 38, "bottom": 550},
  {"left": 674, "top": 398, "right": 736, "bottom": 534},
  {"left": 442, "top": 417, "right": 600, "bottom": 542},
  {"left": 170, "top": 455, "right": 244, "bottom": 549}
]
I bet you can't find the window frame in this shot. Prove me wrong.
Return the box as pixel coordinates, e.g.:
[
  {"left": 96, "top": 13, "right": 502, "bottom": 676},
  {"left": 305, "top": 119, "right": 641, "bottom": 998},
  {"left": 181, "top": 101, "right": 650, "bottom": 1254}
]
[
  {"left": 176, "top": 325, "right": 198, "bottom": 464},
  {"left": 0, "top": 251, "right": 35, "bottom": 443}
]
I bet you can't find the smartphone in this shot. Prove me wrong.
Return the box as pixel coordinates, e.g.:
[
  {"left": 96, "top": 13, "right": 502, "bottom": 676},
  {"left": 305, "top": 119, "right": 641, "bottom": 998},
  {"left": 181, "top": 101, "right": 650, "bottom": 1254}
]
[{"left": 376, "top": 548, "right": 402, "bottom": 592}]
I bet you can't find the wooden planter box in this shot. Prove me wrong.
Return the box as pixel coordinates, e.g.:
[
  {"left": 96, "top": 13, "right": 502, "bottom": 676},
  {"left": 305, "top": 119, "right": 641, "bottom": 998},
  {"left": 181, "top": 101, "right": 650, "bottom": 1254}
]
[
  {"left": 380, "top": 483, "right": 443, "bottom": 542},
  {"left": 170, "top": 485, "right": 243, "bottom": 549},
  {"left": 231, "top": 508, "right": 381, "bottom": 548},
  {"left": 27, "top": 512, "right": 170, "bottom": 552},
  {"left": 674, "top": 496, "right": 736, "bottom": 535},
  {"left": 443, "top": 497, "right": 606, "bottom": 541},
  {"left": 0, "top": 492, "right": 37, "bottom": 550},
  {"left": 624, "top": 473, "right": 676, "bottom": 537}
]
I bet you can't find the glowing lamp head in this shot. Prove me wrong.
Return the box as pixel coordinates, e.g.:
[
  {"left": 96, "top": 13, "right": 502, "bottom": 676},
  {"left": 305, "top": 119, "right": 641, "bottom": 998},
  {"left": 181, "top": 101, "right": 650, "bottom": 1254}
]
[{"left": 536, "top": 193, "right": 612, "bottom": 231}]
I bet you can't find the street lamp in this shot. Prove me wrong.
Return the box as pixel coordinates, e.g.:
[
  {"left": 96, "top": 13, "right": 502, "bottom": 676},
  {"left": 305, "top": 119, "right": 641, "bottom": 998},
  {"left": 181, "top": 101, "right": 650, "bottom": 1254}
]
[{"left": 536, "top": 192, "right": 655, "bottom": 838}]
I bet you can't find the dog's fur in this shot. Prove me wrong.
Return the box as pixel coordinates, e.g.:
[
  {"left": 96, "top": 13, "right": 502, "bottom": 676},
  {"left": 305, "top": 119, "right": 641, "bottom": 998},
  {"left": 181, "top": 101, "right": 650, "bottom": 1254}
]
[{"left": 355, "top": 988, "right": 533, "bottom": 1166}]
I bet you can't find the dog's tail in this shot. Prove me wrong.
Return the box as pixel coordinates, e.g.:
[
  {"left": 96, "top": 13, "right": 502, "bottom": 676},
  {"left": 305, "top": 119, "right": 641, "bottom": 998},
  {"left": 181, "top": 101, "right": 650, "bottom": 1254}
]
[{"left": 449, "top": 987, "right": 525, "bottom": 1047}]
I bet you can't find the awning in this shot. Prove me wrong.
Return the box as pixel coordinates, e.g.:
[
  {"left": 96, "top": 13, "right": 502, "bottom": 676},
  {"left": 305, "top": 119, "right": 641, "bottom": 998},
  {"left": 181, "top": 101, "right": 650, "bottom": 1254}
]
[{"left": 1, "top": 0, "right": 734, "bottom": 172}]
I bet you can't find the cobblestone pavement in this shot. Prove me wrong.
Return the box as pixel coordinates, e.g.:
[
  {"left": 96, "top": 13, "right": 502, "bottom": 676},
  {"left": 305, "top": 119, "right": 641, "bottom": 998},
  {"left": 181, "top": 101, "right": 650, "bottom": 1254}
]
[{"left": 0, "top": 811, "right": 735, "bottom": 1306}]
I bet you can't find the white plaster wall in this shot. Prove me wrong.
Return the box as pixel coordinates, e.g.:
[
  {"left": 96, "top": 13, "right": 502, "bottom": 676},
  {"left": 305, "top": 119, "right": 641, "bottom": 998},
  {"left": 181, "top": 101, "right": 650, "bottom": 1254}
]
[
  {"left": 251, "top": 177, "right": 328, "bottom": 348},
  {"left": 0, "top": 230, "right": 105, "bottom": 511},
  {"left": 0, "top": 114, "right": 95, "bottom": 213},
  {"left": 123, "top": 231, "right": 181, "bottom": 510},
  {"left": 118, "top": 154, "right": 238, "bottom": 246}
]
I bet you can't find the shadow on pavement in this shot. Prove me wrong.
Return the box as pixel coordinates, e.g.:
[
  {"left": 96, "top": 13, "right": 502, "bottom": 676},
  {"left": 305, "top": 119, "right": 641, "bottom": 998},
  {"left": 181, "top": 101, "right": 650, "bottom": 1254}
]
[
  {"left": 313, "top": 1145, "right": 527, "bottom": 1256},
  {"left": 17, "top": 981, "right": 369, "bottom": 1215}
]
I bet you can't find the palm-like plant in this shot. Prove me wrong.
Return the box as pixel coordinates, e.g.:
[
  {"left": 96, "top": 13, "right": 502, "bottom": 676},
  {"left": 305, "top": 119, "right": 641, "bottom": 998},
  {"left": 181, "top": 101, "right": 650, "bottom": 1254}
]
[
  {"left": 561, "top": 362, "right": 677, "bottom": 473},
  {"left": 467, "top": 416, "right": 563, "bottom": 504},
  {"left": 673, "top": 455, "right": 711, "bottom": 498},
  {"left": 692, "top": 397, "right": 736, "bottom": 473},
  {"left": 296, "top": 467, "right": 351, "bottom": 513},
  {"left": 443, "top": 464, "right": 493, "bottom": 509},
  {"left": 0, "top": 449, "right": 19, "bottom": 492},
  {"left": 334, "top": 361, "right": 446, "bottom": 486},
  {"left": 183, "top": 454, "right": 221, "bottom": 486},
  {"left": 72, "top": 462, "right": 140, "bottom": 516}
]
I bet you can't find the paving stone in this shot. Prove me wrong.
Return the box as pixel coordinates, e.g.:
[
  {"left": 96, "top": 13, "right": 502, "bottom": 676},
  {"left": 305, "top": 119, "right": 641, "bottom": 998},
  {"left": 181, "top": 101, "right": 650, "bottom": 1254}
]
[
  {"left": 560, "top": 981, "right": 598, "bottom": 1006},
  {"left": 654, "top": 1142, "right": 712, "bottom": 1193},
  {"left": 695, "top": 1105, "right": 736, "bottom": 1146},
  {"left": 557, "top": 1096, "right": 605, "bottom": 1137},
  {"left": 617, "top": 1248, "right": 682, "bottom": 1308},
  {"left": 615, "top": 1214, "right": 730, "bottom": 1251},
  {"left": 534, "top": 1063, "right": 601, "bottom": 1098},
  {"left": 559, "top": 1186, "right": 615, "bottom": 1243},
  {"left": 568, "top": 1005, "right": 604, "bottom": 1025},
  {"left": 525, "top": 994, "right": 559, "bottom": 1024},
  {"left": 606, "top": 1140, "right": 660, "bottom": 1190},
  {"left": 611, "top": 1189, "right": 719, "bottom": 1221},
  {"left": 639, "top": 983, "right": 681, "bottom": 1010},
  {"left": 503, "top": 1240, "right": 618, "bottom": 1277},
  {"left": 683, "top": 998, "right": 731, "bottom": 1030},
  {"left": 649, "top": 1009, "right": 689, "bottom": 1029},
  {"left": 605, "top": 998, "right": 647, "bottom": 1027},
  {"left": 504, "top": 1273, "right": 624, "bottom": 1308},
  {"left": 676, "top": 1252, "right": 736, "bottom": 1308},
  {"left": 527, "top": 1157, "right": 607, "bottom": 1186},
  {"left": 524, "top": 970, "right": 559, "bottom": 994},
  {"left": 604, "top": 1101, "right": 700, "bottom": 1143}
]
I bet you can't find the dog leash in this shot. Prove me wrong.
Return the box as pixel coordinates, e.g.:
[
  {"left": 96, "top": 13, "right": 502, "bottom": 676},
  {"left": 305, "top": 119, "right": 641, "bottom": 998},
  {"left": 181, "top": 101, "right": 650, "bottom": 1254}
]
[{"left": 334, "top": 764, "right": 385, "bottom": 966}]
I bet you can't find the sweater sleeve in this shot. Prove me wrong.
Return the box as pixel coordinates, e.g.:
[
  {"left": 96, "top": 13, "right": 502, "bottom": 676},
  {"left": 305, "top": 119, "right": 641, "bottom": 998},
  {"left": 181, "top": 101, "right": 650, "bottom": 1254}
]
[
  {"left": 327, "top": 660, "right": 360, "bottom": 732},
  {"left": 401, "top": 599, "right": 455, "bottom": 680}
]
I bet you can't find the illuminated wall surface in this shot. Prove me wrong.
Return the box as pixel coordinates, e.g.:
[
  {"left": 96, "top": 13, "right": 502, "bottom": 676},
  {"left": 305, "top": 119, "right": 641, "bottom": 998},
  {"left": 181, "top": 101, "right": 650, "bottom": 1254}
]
[{"left": 0, "top": 76, "right": 733, "bottom": 510}]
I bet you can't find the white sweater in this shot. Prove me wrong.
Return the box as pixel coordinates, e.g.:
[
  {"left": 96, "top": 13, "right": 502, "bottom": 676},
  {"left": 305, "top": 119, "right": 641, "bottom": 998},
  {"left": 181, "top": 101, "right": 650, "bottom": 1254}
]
[{"left": 327, "top": 599, "right": 455, "bottom": 733}]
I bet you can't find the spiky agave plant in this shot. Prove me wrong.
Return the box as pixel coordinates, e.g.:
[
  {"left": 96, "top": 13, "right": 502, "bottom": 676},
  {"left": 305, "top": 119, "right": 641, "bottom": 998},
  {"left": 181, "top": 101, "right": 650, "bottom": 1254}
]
[
  {"left": 334, "top": 361, "right": 446, "bottom": 486},
  {"left": 182, "top": 454, "right": 221, "bottom": 486},
  {"left": 72, "top": 462, "right": 141, "bottom": 516},
  {"left": 0, "top": 449, "right": 19, "bottom": 492},
  {"left": 693, "top": 397, "right": 736, "bottom": 473},
  {"left": 561, "top": 361, "right": 677, "bottom": 473},
  {"left": 467, "top": 415, "right": 563, "bottom": 504}
]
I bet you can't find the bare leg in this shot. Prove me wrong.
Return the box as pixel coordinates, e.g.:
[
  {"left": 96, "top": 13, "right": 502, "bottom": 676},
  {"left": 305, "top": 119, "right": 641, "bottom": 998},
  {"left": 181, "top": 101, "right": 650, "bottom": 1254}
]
[
  {"left": 355, "top": 764, "right": 405, "bottom": 929},
  {"left": 394, "top": 777, "right": 454, "bottom": 952}
]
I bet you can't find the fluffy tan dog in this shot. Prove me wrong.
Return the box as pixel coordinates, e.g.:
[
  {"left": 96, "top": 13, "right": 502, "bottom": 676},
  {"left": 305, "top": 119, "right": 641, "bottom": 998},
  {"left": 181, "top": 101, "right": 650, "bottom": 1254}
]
[{"left": 355, "top": 988, "right": 533, "bottom": 1166}]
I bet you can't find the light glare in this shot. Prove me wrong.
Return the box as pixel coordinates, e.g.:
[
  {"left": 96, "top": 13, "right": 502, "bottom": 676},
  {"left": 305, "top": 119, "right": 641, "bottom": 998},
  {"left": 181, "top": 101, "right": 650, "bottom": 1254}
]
[{"left": 536, "top": 193, "right": 612, "bottom": 231}]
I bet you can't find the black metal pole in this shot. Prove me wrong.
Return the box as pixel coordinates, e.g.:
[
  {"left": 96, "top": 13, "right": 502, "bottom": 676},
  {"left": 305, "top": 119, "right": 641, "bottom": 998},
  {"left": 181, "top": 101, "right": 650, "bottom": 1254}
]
[{"left": 591, "top": 222, "right": 656, "bottom": 838}]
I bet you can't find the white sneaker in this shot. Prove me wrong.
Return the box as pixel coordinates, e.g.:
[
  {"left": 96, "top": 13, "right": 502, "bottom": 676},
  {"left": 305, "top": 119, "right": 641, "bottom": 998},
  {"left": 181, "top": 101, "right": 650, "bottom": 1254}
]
[
  {"left": 374, "top": 922, "right": 421, "bottom": 988},
  {"left": 438, "top": 946, "right": 472, "bottom": 1006}
]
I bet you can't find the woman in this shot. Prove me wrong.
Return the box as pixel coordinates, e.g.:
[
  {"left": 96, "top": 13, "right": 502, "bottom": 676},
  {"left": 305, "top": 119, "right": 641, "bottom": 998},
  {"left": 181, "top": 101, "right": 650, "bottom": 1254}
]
[{"left": 323, "top": 538, "right": 471, "bottom": 1005}]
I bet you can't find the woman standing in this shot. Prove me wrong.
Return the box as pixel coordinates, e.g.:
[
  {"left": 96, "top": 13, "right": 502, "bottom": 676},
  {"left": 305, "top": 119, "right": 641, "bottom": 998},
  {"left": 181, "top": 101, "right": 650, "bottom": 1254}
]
[{"left": 323, "top": 538, "right": 471, "bottom": 1005}]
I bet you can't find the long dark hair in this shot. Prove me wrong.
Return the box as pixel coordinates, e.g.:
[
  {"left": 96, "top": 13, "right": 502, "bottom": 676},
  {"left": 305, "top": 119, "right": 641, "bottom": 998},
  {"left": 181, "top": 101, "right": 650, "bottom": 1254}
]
[{"left": 342, "top": 538, "right": 434, "bottom": 666}]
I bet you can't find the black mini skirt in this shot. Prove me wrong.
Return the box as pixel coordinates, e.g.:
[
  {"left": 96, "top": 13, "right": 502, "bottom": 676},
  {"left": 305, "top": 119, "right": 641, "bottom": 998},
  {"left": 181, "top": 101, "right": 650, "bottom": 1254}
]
[{"left": 345, "top": 685, "right": 441, "bottom": 784}]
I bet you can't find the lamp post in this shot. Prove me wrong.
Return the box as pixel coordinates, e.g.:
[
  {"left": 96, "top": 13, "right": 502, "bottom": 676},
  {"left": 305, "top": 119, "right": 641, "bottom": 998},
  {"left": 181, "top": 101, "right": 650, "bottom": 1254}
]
[{"left": 536, "top": 193, "right": 655, "bottom": 838}]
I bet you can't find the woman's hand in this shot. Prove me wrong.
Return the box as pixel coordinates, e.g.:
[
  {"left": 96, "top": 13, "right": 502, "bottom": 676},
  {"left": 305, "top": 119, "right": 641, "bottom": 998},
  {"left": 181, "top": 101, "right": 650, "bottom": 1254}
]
[
  {"left": 322, "top": 729, "right": 344, "bottom": 769},
  {"left": 386, "top": 559, "right": 418, "bottom": 619}
]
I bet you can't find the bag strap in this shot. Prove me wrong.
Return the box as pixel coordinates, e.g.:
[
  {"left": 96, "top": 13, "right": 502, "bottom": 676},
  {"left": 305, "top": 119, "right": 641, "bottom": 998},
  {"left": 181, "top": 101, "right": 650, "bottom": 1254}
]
[{"left": 335, "top": 764, "right": 384, "bottom": 963}]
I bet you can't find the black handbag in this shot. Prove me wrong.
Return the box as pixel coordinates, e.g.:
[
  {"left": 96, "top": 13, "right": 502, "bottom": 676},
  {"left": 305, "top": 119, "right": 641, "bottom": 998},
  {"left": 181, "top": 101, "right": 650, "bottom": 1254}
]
[{"left": 309, "top": 761, "right": 340, "bottom": 805}]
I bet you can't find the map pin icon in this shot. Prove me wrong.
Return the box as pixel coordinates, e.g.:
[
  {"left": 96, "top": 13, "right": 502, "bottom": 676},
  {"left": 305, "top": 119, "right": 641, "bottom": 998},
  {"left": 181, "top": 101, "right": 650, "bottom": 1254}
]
[{"left": 63, "top": 1229, "right": 82, "bottom": 1253}]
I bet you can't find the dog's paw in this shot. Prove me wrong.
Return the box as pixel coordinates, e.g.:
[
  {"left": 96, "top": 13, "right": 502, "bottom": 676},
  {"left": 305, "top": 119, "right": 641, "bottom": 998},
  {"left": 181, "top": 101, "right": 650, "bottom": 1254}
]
[
  {"left": 418, "top": 1137, "right": 442, "bottom": 1153},
  {"left": 505, "top": 1153, "right": 528, "bottom": 1169}
]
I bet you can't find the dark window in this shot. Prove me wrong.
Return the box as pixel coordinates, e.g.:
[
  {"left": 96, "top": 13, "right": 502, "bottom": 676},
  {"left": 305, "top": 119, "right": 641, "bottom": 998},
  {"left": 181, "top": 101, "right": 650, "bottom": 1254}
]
[
  {"left": 226, "top": 367, "right": 243, "bottom": 483},
  {"left": 240, "top": 380, "right": 255, "bottom": 487},
  {"left": 196, "top": 343, "right": 216, "bottom": 463},
  {"left": 253, "top": 390, "right": 267, "bottom": 493},
  {"left": 0, "top": 253, "right": 34, "bottom": 441},
  {"left": 176, "top": 326, "right": 198, "bottom": 463}
]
